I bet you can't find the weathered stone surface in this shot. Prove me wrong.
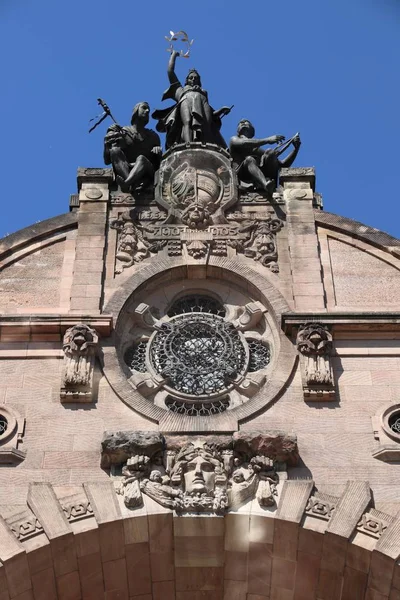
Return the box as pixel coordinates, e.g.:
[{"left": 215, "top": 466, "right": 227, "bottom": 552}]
[
  {"left": 232, "top": 431, "right": 299, "bottom": 466},
  {"left": 101, "top": 431, "right": 165, "bottom": 467}
]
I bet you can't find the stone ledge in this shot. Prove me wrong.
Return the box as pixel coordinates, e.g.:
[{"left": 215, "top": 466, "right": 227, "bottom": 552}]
[
  {"left": 280, "top": 166, "right": 316, "bottom": 191},
  {"left": 0, "top": 314, "right": 113, "bottom": 341},
  {"left": 77, "top": 167, "right": 113, "bottom": 190},
  {"left": 282, "top": 312, "right": 400, "bottom": 335}
]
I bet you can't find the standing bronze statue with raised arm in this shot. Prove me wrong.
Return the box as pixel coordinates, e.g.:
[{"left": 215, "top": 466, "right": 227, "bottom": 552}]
[
  {"left": 103, "top": 102, "right": 162, "bottom": 192},
  {"left": 152, "top": 51, "right": 232, "bottom": 149},
  {"left": 230, "top": 120, "right": 301, "bottom": 195}
]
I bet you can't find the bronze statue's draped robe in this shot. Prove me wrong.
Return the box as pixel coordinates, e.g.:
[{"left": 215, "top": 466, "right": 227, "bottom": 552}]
[{"left": 152, "top": 82, "right": 227, "bottom": 149}]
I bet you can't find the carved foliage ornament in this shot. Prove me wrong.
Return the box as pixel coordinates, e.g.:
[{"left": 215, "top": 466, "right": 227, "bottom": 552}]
[
  {"left": 296, "top": 323, "right": 335, "bottom": 400},
  {"left": 61, "top": 324, "right": 99, "bottom": 402},
  {"left": 101, "top": 431, "right": 299, "bottom": 514}
]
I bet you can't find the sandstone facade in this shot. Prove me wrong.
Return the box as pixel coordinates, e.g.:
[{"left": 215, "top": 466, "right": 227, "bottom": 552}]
[{"left": 0, "top": 164, "right": 399, "bottom": 599}]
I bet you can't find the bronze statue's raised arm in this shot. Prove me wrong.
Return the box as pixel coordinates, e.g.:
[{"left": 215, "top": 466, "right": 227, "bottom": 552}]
[
  {"left": 230, "top": 135, "right": 284, "bottom": 154},
  {"left": 167, "top": 50, "right": 180, "bottom": 86},
  {"left": 279, "top": 134, "right": 302, "bottom": 169}
]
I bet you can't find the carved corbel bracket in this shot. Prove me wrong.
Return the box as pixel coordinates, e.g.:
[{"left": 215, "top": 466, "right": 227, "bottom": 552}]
[
  {"left": 234, "top": 371, "right": 266, "bottom": 398},
  {"left": 130, "top": 372, "right": 167, "bottom": 398},
  {"left": 134, "top": 303, "right": 159, "bottom": 330},
  {"left": 232, "top": 302, "right": 267, "bottom": 331},
  {"left": 61, "top": 323, "right": 99, "bottom": 403},
  {"left": 296, "top": 322, "right": 336, "bottom": 401}
]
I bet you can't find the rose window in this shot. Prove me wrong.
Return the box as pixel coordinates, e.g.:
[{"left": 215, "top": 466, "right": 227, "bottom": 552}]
[
  {"left": 123, "top": 293, "right": 273, "bottom": 415},
  {"left": 149, "top": 314, "right": 246, "bottom": 396},
  {"left": 125, "top": 341, "right": 147, "bottom": 373}
]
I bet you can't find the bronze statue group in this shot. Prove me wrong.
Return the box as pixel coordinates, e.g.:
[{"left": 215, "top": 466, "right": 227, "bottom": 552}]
[{"left": 103, "top": 51, "right": 301, "bottom": 195}]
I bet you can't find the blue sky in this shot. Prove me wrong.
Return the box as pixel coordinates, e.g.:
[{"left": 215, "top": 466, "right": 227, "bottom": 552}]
[{"left": 1, "top": 0, "right": 399, "bottom": 238}]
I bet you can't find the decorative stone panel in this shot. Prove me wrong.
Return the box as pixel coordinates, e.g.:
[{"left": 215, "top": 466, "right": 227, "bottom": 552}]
[{"left": 101, "top": 430, "right": 299, "bottom": 514}]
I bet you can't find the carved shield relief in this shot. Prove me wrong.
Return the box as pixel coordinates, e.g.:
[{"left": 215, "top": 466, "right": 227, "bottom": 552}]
[{"left": 156, "top": 144, "right": 238, "bottom": 224}]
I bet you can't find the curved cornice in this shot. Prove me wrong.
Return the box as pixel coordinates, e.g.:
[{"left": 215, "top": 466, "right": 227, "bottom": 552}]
[
  {"left": 315, "top": 210, "right": 400, "bottom": 254},
  {"left": 0, "top": 212, "right": 77, "bottom": 261}
]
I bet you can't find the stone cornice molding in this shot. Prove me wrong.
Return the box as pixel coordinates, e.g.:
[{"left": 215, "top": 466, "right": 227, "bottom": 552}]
[
  {"left": 315, "top": 210, "right": 400, "bottom": 255},
  {"left": 283, "top": 312, "right": 400, "bottom": 335},
  {"left": 0, "top": 314, "right": 112, "bottom": 341},
  {"left": 0, "top": 212, "right": 77, "bottom": 261}
]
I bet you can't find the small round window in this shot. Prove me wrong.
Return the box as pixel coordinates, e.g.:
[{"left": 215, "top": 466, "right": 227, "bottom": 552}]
[
  {"left": 381, "top": 404, "right": 400, "bottom": 443},
  {"left": 0, "top": 416, "right": 8, "bottom": 436},
  {"left": 389, "top": 412, "right": 400, "bottom": 435}
]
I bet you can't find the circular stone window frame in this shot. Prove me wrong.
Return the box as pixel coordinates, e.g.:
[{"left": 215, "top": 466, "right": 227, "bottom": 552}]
[
  {"left": 0, "top": 406, "right": 18, "bottom": 445},
  {"left": 381, "top": 403, "right": 400, "bottom": 443},
  {"left": 103, "top": 258, "right": 297, "bottom": 430}
]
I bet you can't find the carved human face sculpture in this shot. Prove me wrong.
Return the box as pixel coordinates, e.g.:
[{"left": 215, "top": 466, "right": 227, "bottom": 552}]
[
  {"left": 254, "top": 230, "right": 274, "bottom": 255},
  {"left": 184, "top": 455, "right": 215, "bottom": 494}
]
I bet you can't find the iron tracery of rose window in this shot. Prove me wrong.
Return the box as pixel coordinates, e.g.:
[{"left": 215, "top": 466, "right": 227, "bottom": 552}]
[
  {"left": 149, "top": 313, "right": 246, "bottom": 396},
  {"left": 125, "top": 341, "right": 148, "bottom": 373},
  {"left": 167, "top": 294, "right": 226, "bottom": 317},
  {"left": 165, "top": 396, "right": 230, "bottom": 416},
  {"left": 247, "top": 340, "right": 271, "bottom": 372}
]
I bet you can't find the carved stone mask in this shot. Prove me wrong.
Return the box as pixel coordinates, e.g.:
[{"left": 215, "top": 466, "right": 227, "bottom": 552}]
[
  {"left": 184, "top": 455, "right": 216, "bottom": 494},
  {"left": 63, "top": 324, "right": 98, "bottom": 355}
]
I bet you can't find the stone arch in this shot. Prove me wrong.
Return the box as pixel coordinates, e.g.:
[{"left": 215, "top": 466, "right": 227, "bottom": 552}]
[{"left": 0, "top": 479, "right": 398, "bottom": 599}]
